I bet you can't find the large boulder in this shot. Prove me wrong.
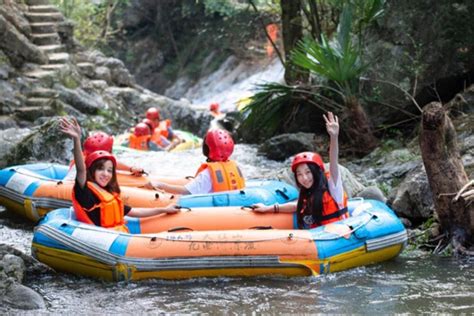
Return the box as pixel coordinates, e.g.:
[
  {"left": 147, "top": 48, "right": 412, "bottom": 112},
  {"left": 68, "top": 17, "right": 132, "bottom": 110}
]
[{"left": 0, "top": 15, "right": 47, "bottom": 67}]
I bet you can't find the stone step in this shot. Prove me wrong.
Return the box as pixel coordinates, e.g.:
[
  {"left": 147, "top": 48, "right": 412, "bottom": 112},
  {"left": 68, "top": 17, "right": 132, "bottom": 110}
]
[
  {"left": 48, "top": 52, "right": 69, "bottom": 63},
  {"left": 27, "top": 88, "right": 58, "bottom": 99},
  {"left": 28, "top": 5, "right": 60, "bottom": 13},
  {"left": 40, "top": 64, "right": 66, "bottom": 70},
  {"left": 25, "top": 97, "right": 53, "bottom": 107},
  {"left": 30, "top": 22, "right": 57, "bottom": 34},
  {"left": 24, "top": 69, "right": 55, "bottom": 79},
  {"left": 14, "top": 106, "right": 55, "bottom": 121},
  {"left": 25, "top": 12, "right": 63, "bottom": 23},
  {"left": 31, "top": 33, "right": 59, "bottom": 46},
  {"left": 38, "top": 44, "right": 65, "bottom": 54},
  {"left": 26, "top": 0, "right": 51, "bottom": 5}
]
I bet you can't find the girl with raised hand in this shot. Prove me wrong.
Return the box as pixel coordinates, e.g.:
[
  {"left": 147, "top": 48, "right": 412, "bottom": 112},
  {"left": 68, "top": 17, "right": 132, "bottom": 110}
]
[
  {"left": 251, "top": 112, "right": 348, "bottom": 229},
  {"left": 59, "top": 117, "right": 179, "bottom": 232}
]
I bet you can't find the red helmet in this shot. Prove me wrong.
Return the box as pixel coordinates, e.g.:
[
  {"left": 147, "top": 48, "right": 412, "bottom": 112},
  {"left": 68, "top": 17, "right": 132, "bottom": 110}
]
[
  {"left": 205, "top": 129, "right": 234, "bottom": 161},
  {"left": 291, "top": 152, "right": 325, "bottom": 172},
  {"left": 83, "top": 132, "right": 114, "bottom": 155},
  {"left": 85, "top": 150, "right": 116, "bottom": 168},
  {"left": 209, "top": 102, "right": 219, "bottom": 112},
  {"left": 146, "top": 107, "right": 160, "bottom": 120},
  {"left": 134, "top": 123, "right": 151, "bottom": 137},
  {"left": 142, "top": 118, "right": 156, "bottom": 131}
]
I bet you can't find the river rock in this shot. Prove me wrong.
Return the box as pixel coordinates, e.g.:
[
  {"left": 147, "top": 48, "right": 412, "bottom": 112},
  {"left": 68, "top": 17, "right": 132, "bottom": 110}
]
[
  {"left": 2, "top": 282, "right": 46, "bottom": 310},
  {"left": 0, "top": 127, "right": 31, "bottom": 168},
  {"left": 389, "top": 165, "right": 435, "bottom": 220},
  {"left": 258, "top": 133, "right": 324, "bottom": 161}
]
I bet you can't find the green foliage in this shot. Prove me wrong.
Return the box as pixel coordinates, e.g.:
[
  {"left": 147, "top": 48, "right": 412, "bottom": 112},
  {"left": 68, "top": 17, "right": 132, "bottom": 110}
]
[
  {"left": 50, "top": 0, "right": 128, "bottom": 48},
  {"left": 240, "top": 83, "right": 299, "bottom": 141},
  {"left": 202, "top": 0, "right": 236, "bottom": 17},
  {"left": 292, "top": 35, "right": 365, "bottom": 97}
]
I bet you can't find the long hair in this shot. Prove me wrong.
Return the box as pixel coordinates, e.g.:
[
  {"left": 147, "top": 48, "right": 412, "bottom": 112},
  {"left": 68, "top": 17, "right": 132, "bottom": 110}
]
[
  {"left": 202, "top": 135, "right": 212, "bottom": 162},
  {"left": 86, "top": 158, "right": 121, "bottom": 194},
  {"left": 295, "top": 163, "right": 328, "bottom": 229}
]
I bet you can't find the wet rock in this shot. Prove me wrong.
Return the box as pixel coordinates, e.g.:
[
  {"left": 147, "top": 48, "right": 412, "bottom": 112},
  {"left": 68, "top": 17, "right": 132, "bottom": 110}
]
[
  {"left": 3, "top": 119, "right": 73, "bottom": 166},
  {"left": 2, "top": 282, "right": 46, "bottom": 310},
  {"left": 258, "top": 133, "right": 323, "bottom": 161},
  {"left": 0, "top": 127, "right": 31, "bottom": 168}
]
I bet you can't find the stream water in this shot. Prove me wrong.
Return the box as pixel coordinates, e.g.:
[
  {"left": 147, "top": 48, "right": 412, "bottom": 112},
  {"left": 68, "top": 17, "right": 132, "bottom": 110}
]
[{"left": 1, "top": 145, "right": 473, "bottom": 313}]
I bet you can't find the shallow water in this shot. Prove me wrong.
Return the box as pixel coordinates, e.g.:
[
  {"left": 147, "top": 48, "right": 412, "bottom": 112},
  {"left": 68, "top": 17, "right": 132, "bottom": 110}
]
[{"left": 1, "top": 144, "right": 473, "bottom": 314}]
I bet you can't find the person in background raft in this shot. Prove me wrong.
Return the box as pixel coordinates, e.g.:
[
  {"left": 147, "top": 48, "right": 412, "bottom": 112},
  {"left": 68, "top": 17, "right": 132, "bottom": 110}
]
[
  {"left": 147, "top": 128, "right": 245, "bottom": 195},
  {"left": 145, "top": 107, "right": 183, "bottom": 150},
  {"left": 63, "top": 131, "right": 145, "bottom": 181},
  {"left": 209, "top": 102, "right": 223, "bottom": 118},
  {"left": 122, "top": 122, "right": 163, "bottom": 151},
  {"left": 59, "top": 117, "right": 179, "bottom": 232},
  {"left": 251, "top": 112, "right": 349, "bottom": 229}
]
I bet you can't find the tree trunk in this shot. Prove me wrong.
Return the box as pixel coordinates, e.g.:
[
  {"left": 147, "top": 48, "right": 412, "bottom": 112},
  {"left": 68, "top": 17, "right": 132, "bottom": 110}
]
[
  {"left": 343, "top": 96, "right": 378, "bottom": 155},
  {"left": 419, "top": 102, "right": 473, "bottom": 254},
  {"left": 281, "top": 0, "right": 308, "bottom": 85}
]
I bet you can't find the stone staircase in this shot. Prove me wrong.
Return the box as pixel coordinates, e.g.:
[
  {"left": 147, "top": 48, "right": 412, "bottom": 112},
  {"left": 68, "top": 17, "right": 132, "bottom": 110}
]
[
  {"left": 23, "top": 0, "right": 69, "bottom": 79},
  {"left": 14, "top": 87, "right": 59, "bottom": 122}
]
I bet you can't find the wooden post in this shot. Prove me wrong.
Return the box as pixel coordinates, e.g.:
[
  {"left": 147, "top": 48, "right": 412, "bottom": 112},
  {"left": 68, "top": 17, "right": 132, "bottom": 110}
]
[{"left": 419, "top": 102, "right": 473, "bottom": 253}]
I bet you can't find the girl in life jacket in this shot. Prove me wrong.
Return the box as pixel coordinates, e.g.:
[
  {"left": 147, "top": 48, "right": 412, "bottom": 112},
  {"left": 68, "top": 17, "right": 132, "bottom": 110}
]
[
  {"left": 146, "top": 128, "right": 245, "bottom": 195},
  {"left": 63, "top": 131, "right": 145, "bottom": 181},
  {"left": 59, "top": 117, "right": 180, "bottom": 232},
  {"left": 251, "top": 112, "right": 349, "bottom": 229}
]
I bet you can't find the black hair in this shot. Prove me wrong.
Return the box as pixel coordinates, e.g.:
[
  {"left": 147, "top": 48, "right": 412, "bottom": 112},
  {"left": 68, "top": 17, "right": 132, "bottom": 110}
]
[
  {"left": 294, "top": 163, "right": 328, "bottom": 229},
  {"left": 202, "top": 135, "right": 212, "bottom": 162},
  {"left": 86, "top": 158, "right": 121, "bottom": 194}
]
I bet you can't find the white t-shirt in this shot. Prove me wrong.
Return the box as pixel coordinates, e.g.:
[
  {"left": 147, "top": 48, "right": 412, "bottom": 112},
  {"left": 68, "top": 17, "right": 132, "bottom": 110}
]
[
  {"left": 327, "top": 171, "right": 344, "bottom": 209},
  {"left": 184, "top": 169, "right": 212, "bottom": 194}
]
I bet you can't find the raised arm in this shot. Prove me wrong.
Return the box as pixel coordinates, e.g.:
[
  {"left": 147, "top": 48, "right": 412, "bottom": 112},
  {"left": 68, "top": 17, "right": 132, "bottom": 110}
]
[
  {"left": 59, "top": 117, "right": 86, "bottom": 187},
  {"left": 323, "top": 112, "right": 340, "bottom": 183}
]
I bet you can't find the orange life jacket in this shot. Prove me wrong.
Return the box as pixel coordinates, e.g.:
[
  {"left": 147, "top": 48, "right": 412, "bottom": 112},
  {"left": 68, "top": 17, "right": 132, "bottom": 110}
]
[
  {"left": 128, "top": 134, "right": 150, "bottom": 150},
  {"left": 150, "top": 132, "right": 167, "bottom": 147},
  {"left": 195, "top": 160, "right": 245, "bottom": 192},
  {"left": 157, "top": 120, "right": 171, "bottom": 139},
  {"left": 72, "top": 181, "right": 128, "bottom": 232},
  {"left": 302, "top": 172, "right": 349, "bottom": 228}
]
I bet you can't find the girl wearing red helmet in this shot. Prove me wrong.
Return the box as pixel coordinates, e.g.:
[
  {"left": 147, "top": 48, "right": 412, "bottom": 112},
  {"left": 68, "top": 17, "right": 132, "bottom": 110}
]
[
  {"left": 63, "top": 131, "right": 145, "bottom": 181},
  {"left": 59, "top": 117, "right": 179, "bottom": 231},
  {"left": 145, "top": 107, "right": 183, "bottom": 150},
  {"left": 147, "top": 128, "right": 245, "bottom": 194},
  {"left": 252, "top": 112, "right": 348, "bottom": 229}
]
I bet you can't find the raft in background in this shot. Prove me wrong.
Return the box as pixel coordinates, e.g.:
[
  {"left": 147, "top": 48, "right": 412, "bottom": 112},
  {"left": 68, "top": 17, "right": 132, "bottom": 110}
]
[
  {"left": 0, "top": 163, "right": 298, "bottom": 221},
  {"left": 113, "top": 129, "right": 202, "bottom": 153},
  {"left": 32, "top": 199, "right": 407, "bottom": 281}
]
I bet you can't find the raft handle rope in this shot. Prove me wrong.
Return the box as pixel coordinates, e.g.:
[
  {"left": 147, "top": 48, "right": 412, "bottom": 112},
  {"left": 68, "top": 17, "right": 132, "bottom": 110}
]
[
  {"left": 174, "top": 205, "right": 191, "bottom": 212},
  {"left": 167, "top": 226, "right": 194, "bottom": 232},
  {"left": 241, "top": 205, "right": 257, "bottom": 211},
  {"left": 249, "top": 226, "right": 273, "bottom": 230},
  {"left": 275, "top": 189, "right": 290, "bottom": 200}
]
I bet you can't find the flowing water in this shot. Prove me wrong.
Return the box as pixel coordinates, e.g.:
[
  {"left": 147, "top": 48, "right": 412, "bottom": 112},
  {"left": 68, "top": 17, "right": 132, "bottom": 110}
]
[{"left": 1, "top": 145, "right": 473, "bottom": 314}]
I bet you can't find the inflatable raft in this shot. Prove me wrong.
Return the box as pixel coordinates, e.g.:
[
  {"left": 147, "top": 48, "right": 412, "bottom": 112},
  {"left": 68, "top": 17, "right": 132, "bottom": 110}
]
[
  {"left": 113, "top": 129, "right": 202, "bottom": 153},
  {"left": 32, "top": 199, "right": 407, "bottom": 281},
  {"left": 0, "top": 163, "right": 297, "bottom": 221}
]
